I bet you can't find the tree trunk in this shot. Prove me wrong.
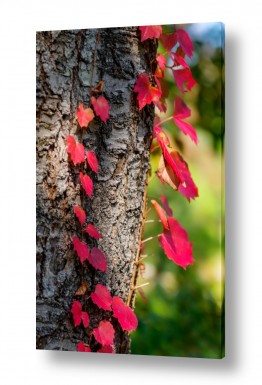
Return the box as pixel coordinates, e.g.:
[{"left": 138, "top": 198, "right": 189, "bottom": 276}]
[{"left": 36, "top": 27, "right": 157, "bottom": 352}]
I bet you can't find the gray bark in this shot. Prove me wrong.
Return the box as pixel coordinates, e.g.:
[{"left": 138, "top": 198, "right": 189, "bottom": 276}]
[{"left": 36, "top": 27, "right": 157, "bottom": 352}]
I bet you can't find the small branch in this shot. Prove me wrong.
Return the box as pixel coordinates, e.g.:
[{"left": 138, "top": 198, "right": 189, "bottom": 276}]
[
  {"left": 145, "top": 219, "right": 161, "bottom": 223},
  {"left": 132, "top": 282, "right": 150, "bottom": 290},
  {"left": 141, "top": 234, "right": 161, "bottom": 244},
  {"left": 154, "top": 116, "right": 173, "bottom": 127}
]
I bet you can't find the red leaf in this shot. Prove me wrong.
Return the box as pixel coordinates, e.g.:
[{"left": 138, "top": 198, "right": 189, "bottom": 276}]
[
  {"left": 160, "top": 195, "right": 173, "bottom": 216},
  {"left": 151, "top": 200, "right": 169, "bottom": 230},
  {"left": 139, "top": 25, "right": 162, "bottom": 42},
  {"left": 172, "top": 68, "right": 197, "bottom": 93},
  {"left": 97, "top": 345, "right": 115, "bottom": 354},
  {"left": 71, "top": 301, "right": 89, "bottom": 327},
  {"left": 112, "top": 296, "right": 138, "bottom": 331},
  {"left": 157, "top": 151, "right": 198, "bottom": 201},
  {"left": 171, "top": 52, "right": 189, "bottom": 69},
  {"left": 134, "top": 73, "right": 161, "bottom": 110},
  {"left": 76, "top": 103, "right": 94, "bottom": 128},
  {"left": 79, "top": 172, "right": 93, "bottom": 198},
  {"left": 85, "top": 223, "right": 102, "bottom": 239},
  {"left": 88, "top": 247, "right": 107, "bottom": 272},
  {"left": 156, "top": 54, "right": 166, "bottom": 71},
  {"left": 159, "top": 217, "right": 194, "bottom": 269},
  {"left": 173, "top": 96, "right": 198, "bottom": 144},
  {"left": 160, "top": 32, "right": 178, "bottom": 52},
  {"left": 157, "top": 153, "right": 180, "bottom": 191},
  {"left": 91, "top": 284, "right": 112, "bottom": 311},
  {"left": 86, "top": 151, "right": 99, "bottom": 173},
  {"left": 81, "top": 311, "right": 89, "bottom": 328},
  {"left": 73, "top": 236, "right": 89, "bottom": 264},
  {"left": 154, "top": 131, "right": 184, "bottom": 184},
  {"left": 71, "top": 301, "right": 82, "bottom": 326},
  {"left": 77, "top": 341, "right": 91, "bottom": 352},
  {"left": 176, "top": 29, "right": 194, "bottom": 58},
  {"left": 171, "top": 151, "right": 198, "bottom": 201},
  {"left": 93, "top": 320, "right": 115, "bottom": 346},
  {"left": 73, "top": 205, "right": 86, "bottom": 226},
  {"left": 91, "top": 96, "right": 110, "bottom": 123},
  {"left": 67, "top": 135, "right": 85, "bottom": 166}
]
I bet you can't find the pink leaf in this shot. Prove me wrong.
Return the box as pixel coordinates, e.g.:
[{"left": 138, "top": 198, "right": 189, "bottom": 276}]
[
  {"left": 171, "top": 52, "right": 189, "bottom": 69},
  {"left": 77, "top": 341, "right": 91, "bottom": 352},
  {"left": 91, "top": 96, "right": 110, "bottom": 123},
  {"left": 88, "top": 247, "right": 108, "bottom": 272},
  {"left": 173, "top": 96, "right": 198, "bottom": 144},
  {"left": 73, "top": 236, "right": 89, "bottom": 264},
  {"left": 86, "top": 151, "right": 99, "bottom": 173},
  {"left": 67, "top": 135, "right": 85, "bottom": 166},
  {"left": 172, "top": 68, "right": 197, "bottom": 93},
  {"left": 93, "top": 320, "right": 115, "bottom": 346},
  {"left": 112, "top": 296, "right": 138, "bottom": 331},
  {"left": 85, "top": 223, "right": 102, "bottom": 239},
  {"left": 79, "top": 172, "right": 93, "bottom": 198},
  {"left": 97, "top": 345, "right": 115, "bottom": 354},
  {"left": 91, "top": 284, "right": 112, "bottom": 311},
  {"left": 76, "top": 103, "right": 94, "bottom": 128},
  {"left": 73, "top": 205, "right": 86, "bottom": 226},
  {"left": 156, "top": 54, "right": 166, "bottom": 71},
  {"left": 134, "top": 73, "right": 162, "bottom": 110},
  {"left": 151, "top": 200, "right": 169, "bottom": 230},
  {"left": 139, "top": 25, "right": 162, "bottom": 42},
  {"left": 81, "top": 311, "right": 89, "bottom": 328},
  {"left": 159, "top": 217, "right": 194, "bottom": 269},
  {"left": 176, "top": 29, "right": 194, "bottom": 58}
]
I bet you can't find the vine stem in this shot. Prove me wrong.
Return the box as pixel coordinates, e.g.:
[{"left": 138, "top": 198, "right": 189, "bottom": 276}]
[
  {"left": 154, "top": 116, "right": 173, "bottom": 127},
  {"left": 126, "top": 176, "right": 149, "bottom": 307}
]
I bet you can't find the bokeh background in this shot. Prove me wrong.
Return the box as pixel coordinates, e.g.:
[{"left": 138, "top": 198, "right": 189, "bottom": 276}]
[{"left": 132, "top": 22, "right": 225, "bottom": 358}]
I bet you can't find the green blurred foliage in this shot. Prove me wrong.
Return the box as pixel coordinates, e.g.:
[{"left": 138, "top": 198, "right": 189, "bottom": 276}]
[{"left": 131, "top": 23, "right": 225, "bottom": 358}]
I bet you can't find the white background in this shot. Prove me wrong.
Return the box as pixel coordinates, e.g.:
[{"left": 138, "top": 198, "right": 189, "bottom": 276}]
[{"left": 0, "top": 0, "right": 261, "bottom": 384}]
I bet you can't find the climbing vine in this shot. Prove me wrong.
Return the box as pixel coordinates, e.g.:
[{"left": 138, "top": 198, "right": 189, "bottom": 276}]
[{"left": 66, "top": 24, "right": 198, "bottom": 353}]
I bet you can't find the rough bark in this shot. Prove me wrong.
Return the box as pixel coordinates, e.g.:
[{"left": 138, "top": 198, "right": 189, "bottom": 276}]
[{"left": 36, "top": 27, "right": 157, "bottom": 352}]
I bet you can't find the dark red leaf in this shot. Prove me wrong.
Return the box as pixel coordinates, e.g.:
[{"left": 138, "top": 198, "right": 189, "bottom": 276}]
[
  {"left": 84, "top": 223, "right": 102, "bottom": 239},
  {"left": 88, "top": 247, "right": 107, "bottom": 272},
  {"left": 151, "top": 200, "right": 169, "bottom": 230},
  {"left": 72, "top": 236, "right": 89, "bottom": 264},
  {"left": 112, "top": 296, "right": 138, "bottom": 331},
  {"left": 67, "top": 135, "right": 85, "bottom": 166},
  {"left": 79, "top": 172, "right": 93, "bottom": 198},
  {"left": 86, "top": 151, "right": 99, "bottom": 173},
  {"left": 93, "top": 320, "right": 115, "bottom": 346},
  {"left": 91, "top": 96, "right": 110, "bottom": 123},
  {"left": 159, "top": 217, "right": 194, "bottom": 269},
  {"left": 77, "top": 341, "right": 91, "bottom": 352},
  {"left": 176, "top": 29, "right": 194, "bottom": 58},
  {"left": 134, "top": 73, "right": 161, "bottom": 110},
  {"left": 91, "top": 284, "right": 112, "bottom": 311},
  {"left": 76, "top": 103, "right": 94, "bottom": 128},
  {"left": 139, "top": 25, "right": 162, "bottom": 42},
  {"left": 173, "top": 96, "right": 198, "bottom": 143},
  {"left": 73, "top": 205, "right": 86, "bottom": 226}
]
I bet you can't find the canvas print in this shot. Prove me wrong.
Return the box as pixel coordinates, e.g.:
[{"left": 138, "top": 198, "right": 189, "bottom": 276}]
[{"left": 36, "top": 22, "right": 225, "bottom": 358}]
